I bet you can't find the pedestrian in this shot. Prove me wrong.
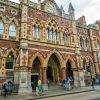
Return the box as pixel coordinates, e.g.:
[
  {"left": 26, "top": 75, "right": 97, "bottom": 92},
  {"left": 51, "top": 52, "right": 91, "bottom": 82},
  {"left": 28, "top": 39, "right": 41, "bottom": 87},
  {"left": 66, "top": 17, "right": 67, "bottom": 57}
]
[
  {"left": 92, "top": 77, "right": 95, "bottom": 89},
  {"left": 8, "top": 81, "right": 13, "bottom": 94},
  {"left": 96, "top": 78, "right": 99, "bottom": 85},
  {"left": 68, "top": 77, "right": 71, "bottom": 90},
  {"left": 36, "top": 80, "right": 44, "bottom": 96},
  {"left": 2, "top": 81, "right": 8, "bottom": 97}
]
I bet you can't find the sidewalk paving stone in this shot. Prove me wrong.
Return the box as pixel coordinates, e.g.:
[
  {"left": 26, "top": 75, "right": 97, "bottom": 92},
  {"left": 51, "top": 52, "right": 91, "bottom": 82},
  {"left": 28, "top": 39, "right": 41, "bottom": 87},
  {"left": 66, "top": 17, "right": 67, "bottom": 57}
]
[{"left": 0, "top": 86, "right": 95, "bottom": 100}]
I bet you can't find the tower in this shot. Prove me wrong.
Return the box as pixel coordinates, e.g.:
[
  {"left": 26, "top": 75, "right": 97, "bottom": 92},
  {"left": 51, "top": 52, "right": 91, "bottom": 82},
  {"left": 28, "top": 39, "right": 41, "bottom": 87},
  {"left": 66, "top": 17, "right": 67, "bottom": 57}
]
[
  {"left": 68, "top": 3, "right": 75, "bottom": 20},
  {"left": 38, "top": 0, "right": 41, "bottom": 9}
]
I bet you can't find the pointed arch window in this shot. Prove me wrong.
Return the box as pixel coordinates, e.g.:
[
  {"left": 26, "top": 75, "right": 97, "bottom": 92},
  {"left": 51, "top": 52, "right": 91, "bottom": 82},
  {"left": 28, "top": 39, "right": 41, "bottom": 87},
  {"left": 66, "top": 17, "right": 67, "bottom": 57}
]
[
  {"left": 88, "top": 60, "right": 92, "bottom": 72},
  {"left": 47, "top": 28, "right": 50, "bottom": 40},
  {"left": 32, "top": 57, "right": 40, "bottom": 72},
  {"left": 6, "top": 52, "right": 15, "bottom": 69},
  {"left": 64, "top": 32, "right": 70, "bottom": 44},
  {"left": 33, "top": 25, "right": 40, "bottom": 38},
  {"left": 85, "top": 38, "right": 88, "bottom": 48},
  {"left": 83, "top": 59, "right": 87, "bottom": 70},
  {"left": 80, "top": 37, "right": 84, "bottom": 48},
  {"left": 0, "top": 21, "right": 4, "bottom": 34},
  {"left": 9, "top": 24, "right": 16, "bottom": 37},
  {"left": 85, "top": 38, "right": 90, "bottom": 50}
]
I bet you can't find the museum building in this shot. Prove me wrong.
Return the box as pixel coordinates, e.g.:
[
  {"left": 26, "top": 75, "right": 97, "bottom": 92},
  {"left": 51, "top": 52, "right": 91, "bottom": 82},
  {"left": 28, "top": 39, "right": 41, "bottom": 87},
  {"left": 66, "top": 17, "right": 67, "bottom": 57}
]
[{"left": 0, "top": 0, "right": 100, "bottom": 93}]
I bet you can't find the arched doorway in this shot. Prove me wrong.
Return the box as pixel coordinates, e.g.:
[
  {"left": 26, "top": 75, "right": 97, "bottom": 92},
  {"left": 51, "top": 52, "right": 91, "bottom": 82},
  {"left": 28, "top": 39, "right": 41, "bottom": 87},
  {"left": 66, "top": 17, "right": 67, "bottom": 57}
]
[
  {"left": 47, "top": 54, "right": 61, "bottom": 85},
  {"left": 66, "top": 60, "right": 74, "bottom": 80},
  {"left": 31, "top": 57, "right": 41, "bottom": 90},
  {"left": 6, "top": 52, "right": 15, "bottom": 82}
]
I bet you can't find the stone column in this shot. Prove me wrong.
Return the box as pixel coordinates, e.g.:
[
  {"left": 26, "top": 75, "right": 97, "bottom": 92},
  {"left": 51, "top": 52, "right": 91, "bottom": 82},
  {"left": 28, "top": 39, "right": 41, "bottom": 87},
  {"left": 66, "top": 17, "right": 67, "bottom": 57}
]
[
  {"left": 61, "top": 67, "right": 66, "bottom": 80},
  {"left": 73, "top": 68, "right": 80, "bottom": 87},
  {"left": 18, "top": 67, "right": 32, "bottom": 94},
  {"left": 14, "top": 67, "right": 19, "bottom": 84},
  {"left": 78, "top": 68, "right": 85, "bottom": 87},
  {"left": 42, "top": 67, "right": 48, "bottom": 90},
  {"left": 76, "top": 55, "right": 85, "bottom": 87},
  {"left": 42, "top": 67, "right": 47, "bottom": 84},
  {"left": 39, "top": 68, "right": 42, "bottom": 81}
]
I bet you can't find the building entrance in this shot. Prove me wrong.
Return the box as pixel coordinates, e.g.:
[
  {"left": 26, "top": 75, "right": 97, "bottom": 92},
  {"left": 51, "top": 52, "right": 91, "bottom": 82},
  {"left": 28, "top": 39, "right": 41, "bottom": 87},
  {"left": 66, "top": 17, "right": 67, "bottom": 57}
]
[
  {"left": 31, "top": 75, "right": 38, "bottom": 90},
  {"left": 31, "top": 57, "right": 40, "bottom": 90},
  {"left": 47, "top": 54, "right": 61, "bottom": 84},
  {"left": 66, "top": 60, "right": 74, "bottom": 80}
]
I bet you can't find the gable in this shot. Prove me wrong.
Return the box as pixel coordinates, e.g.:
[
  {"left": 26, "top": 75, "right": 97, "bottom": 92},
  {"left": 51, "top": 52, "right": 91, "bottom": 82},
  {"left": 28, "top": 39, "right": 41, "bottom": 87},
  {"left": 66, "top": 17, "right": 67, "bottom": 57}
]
[{"left": 42, "top": 0, "right": 60, "bottom": 15}]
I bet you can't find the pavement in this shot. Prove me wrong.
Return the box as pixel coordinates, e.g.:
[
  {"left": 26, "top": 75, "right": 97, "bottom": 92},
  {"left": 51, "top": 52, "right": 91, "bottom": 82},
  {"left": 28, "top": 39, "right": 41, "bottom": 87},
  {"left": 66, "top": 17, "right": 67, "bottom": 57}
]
[{"left": 0, "top": 85, "right": 99, "bottom": 100}]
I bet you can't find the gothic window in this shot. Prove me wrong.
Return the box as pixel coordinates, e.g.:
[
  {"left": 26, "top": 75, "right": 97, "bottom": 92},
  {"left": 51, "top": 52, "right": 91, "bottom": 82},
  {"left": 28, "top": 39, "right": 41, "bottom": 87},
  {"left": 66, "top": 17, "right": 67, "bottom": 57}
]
[
  {"left": 47, "top": 27, "right": 59, "bottom": 41},
  {"left": 88, "top": 60, "right": 92, "bottom": 72},
  {"left": 6, "top": 52, "right": 14, "bottom": 69},
  {"left": 80, "top": 37, "right": 84, "bottom": 48},
  {"left": 55, "top": 30, "right": 59, "bottom": 41},
  {"left": 47, "top": 28, "right": 49, "bottom": 40},
  {"left": 9, "top": 24, "right": 16, "bottom": 37},
  {"left": 33, "top": 25, "right": 40, "bottom": 39},
  {"left": 64, "top": 32, "right": 70, "bottom": 44},
  {"left": 85, "top": 38, "right": 88, "bottom": 48},
  {"left": 32, "top": 58, "right": 40, "bottom": 72},
  {"left": 52, "top": 29, "right": 55, "bottom": 41},
  {"left": 83, "top": 59, "right": 87, "bottom": 70},
  {"left": 50, "top": 28, "right": 53, "bottom": 40},
  {"left": 0, "top": 21, "right": 4, "bottom": 34}
]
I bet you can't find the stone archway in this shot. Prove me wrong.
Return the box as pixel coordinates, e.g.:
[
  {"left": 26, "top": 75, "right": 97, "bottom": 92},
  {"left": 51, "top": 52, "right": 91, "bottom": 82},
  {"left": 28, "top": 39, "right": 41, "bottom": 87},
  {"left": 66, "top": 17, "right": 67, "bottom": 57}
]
[
  {"left": 31, "top": 57, "right": 41, "bottom": 90},
  {"left": 66, "top": 60, "right": 74, "bottom": 80},
  {"left": 6, "top": 51, "right": 15, "bottom": 82},
  {"left": 47, "top": 53, "right": 61, "bottom": 84},
  {"left": 65, "top": 57, "right": 80, "bottom": 87}
]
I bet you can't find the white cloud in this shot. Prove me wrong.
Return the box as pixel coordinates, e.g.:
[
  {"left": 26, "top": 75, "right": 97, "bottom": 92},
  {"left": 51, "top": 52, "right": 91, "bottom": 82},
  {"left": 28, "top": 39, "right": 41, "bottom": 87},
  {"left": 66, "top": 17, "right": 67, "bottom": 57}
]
[{"left": 9, "top": 0, "right": 100, "bottom": 24}]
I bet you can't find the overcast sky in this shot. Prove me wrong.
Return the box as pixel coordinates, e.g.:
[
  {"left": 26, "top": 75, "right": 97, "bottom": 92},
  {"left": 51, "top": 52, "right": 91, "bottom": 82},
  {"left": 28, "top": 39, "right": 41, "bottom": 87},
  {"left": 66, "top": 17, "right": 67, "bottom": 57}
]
[{"left": 10, "top": 0, "right": 100, "bottom": 24}]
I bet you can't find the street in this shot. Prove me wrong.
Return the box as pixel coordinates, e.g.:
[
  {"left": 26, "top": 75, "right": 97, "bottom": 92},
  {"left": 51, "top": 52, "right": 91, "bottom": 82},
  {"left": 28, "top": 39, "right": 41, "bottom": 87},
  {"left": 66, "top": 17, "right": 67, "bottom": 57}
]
[{"left": 37, "top": 91, "right": 100, "bottom": 100}]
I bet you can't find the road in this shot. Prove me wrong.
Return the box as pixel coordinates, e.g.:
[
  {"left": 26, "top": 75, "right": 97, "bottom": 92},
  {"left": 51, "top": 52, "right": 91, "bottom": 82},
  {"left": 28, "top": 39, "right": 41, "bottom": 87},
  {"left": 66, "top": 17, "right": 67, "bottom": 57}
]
[{"left": 37, "top": 91, "right": 100, "bottom": 100}]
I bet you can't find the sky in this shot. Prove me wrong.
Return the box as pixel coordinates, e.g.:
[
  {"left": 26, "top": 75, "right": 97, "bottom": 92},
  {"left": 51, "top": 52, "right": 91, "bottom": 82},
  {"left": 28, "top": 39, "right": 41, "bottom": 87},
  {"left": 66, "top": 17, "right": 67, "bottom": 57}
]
[{"left": 10, "top": 0, "right": 100, "bottom": 24}]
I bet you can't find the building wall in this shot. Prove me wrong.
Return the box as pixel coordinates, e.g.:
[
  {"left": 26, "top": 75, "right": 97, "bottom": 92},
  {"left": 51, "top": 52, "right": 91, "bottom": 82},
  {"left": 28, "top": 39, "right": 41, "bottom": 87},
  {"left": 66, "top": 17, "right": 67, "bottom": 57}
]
[{"left": 0, "top": 0, "right": 100, "bottom": 93}]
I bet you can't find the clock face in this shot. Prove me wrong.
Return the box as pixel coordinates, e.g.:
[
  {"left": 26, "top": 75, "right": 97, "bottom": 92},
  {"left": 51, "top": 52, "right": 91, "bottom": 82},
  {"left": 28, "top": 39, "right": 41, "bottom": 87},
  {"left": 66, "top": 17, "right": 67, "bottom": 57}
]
[{"left": 45, "top": 2, "right": 57, "bottom": 14}]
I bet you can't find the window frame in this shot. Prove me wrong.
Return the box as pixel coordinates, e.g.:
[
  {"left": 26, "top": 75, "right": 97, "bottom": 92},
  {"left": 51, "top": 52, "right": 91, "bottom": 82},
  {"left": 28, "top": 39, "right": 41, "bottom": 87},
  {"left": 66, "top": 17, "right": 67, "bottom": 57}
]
[
  {"left": 9, "top": 24, "right": 16, "bottom": 37},
  {"left": 0, "top": 21, "right": 4, "bottom": 35}
]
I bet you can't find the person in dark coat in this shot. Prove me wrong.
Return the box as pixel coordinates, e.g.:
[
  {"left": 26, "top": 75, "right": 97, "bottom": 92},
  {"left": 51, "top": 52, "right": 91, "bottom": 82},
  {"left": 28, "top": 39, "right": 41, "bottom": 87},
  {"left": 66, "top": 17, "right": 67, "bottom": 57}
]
[
  {"left": 92, "top": 77, "right": 95, "bottom": 89},
  {"left": 2, "top": 81, "right": 8, "bottom": 97}
]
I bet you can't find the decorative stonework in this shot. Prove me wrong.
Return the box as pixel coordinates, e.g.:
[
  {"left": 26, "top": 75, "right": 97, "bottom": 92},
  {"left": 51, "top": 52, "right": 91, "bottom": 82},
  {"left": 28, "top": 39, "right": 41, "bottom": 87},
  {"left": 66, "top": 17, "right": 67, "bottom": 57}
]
[{"left": 0, "top": 0, "right": 99, "bottom": 94}]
